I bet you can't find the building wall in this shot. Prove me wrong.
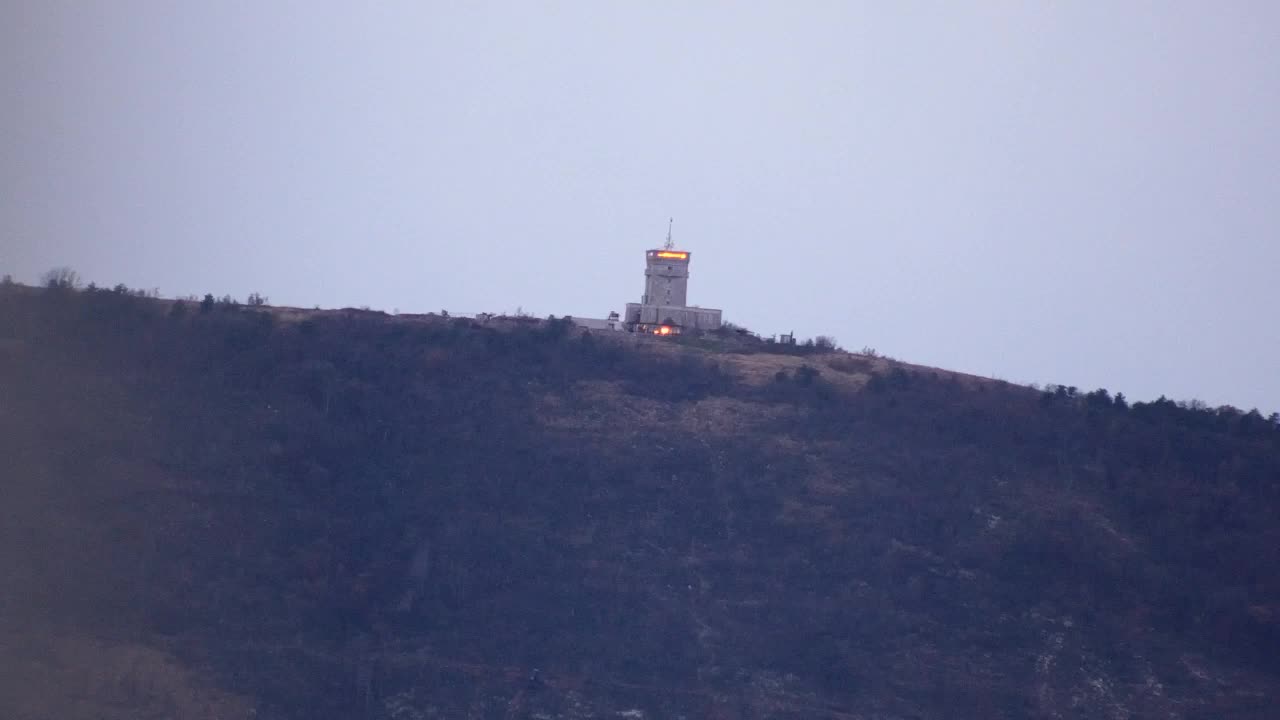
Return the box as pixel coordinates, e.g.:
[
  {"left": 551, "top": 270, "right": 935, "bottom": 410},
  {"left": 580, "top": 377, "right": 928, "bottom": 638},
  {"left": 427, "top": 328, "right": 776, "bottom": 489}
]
[{"left": 624, "top": 303, "right": 722, "bottom": 331}]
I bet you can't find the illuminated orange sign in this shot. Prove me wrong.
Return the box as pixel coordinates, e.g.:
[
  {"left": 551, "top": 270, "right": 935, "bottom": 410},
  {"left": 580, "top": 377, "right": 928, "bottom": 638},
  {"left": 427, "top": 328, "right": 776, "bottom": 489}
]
[{"left": 655, "top": 251, "right": 688, "bottom": 259}]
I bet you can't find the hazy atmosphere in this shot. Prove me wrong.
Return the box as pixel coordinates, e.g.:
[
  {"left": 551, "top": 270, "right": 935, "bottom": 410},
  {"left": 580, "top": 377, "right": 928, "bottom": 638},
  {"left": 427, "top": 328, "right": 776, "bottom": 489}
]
[{"left": 3, "top": 1, "right": 1278, "bottom": 411}]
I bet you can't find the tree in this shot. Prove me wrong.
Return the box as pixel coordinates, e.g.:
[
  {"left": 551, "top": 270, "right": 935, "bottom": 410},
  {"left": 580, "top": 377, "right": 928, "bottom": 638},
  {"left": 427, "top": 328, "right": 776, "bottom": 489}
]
[
  {"left": 200, "top": 294, "right": 216, "bottom": 313},
  {"left": 543, "top": 315, "right": 573, "bottom": 340},
  {"left": 41, "top": 266, "right": 80, "bottom": 289},
  {"left": 1, "top": 274, "right": 13, "bottom": 286},
  {"left": 247, "top": 292, "right": 268, "bottom": 307},
  {"left": 1085, "top": 388, "right": 1112, "bottom": 410},
  {"left": 815, "top": 335, "right": 839, "bottom": 352}
]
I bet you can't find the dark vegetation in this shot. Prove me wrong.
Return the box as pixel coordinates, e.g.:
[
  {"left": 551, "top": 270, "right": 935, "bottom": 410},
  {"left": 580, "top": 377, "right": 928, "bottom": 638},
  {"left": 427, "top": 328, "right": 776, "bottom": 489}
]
[{"left": 2, "top": 281, "right": 1279, "bottom": 719}]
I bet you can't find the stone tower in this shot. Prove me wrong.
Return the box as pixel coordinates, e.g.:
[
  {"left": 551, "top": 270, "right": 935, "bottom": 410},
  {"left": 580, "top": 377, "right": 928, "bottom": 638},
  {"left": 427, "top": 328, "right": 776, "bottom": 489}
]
[
  {"left": 642, "top": 249, "right": 690, "bottom": 307},
  {"left": 623, "top": 221, "right": 722, "bottom": 334}
]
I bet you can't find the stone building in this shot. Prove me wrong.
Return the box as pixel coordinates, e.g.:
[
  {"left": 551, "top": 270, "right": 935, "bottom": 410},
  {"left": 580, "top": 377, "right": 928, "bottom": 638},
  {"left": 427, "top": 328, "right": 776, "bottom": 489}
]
[{"left": 623, "top": 242, "right": 721, "bottom": 334}]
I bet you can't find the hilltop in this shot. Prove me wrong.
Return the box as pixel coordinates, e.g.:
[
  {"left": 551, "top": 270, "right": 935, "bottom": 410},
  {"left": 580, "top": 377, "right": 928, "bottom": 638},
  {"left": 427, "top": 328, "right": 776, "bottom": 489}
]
[{"left": 2, "top": 283, "right": 1279, "bottom": 719}]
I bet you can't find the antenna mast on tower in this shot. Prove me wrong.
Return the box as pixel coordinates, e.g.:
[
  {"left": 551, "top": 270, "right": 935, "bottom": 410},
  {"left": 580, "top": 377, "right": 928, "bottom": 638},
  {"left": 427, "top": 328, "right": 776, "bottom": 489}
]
[{"left": 664, "top": 218, "right": 675, "bottom": 250}]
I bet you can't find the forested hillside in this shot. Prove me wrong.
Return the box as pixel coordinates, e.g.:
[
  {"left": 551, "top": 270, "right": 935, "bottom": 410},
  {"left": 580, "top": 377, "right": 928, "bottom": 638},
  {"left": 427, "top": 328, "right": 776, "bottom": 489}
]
[{"left": 2, "top": 284, "right": 1278, "bottom": 719}]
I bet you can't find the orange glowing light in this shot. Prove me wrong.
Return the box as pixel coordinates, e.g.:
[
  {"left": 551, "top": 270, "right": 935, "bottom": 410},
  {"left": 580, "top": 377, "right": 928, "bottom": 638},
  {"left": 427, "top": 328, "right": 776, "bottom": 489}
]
[
  {"left": 655, "top": 251, "right": 688, "bottom": 259},
  {"left": 655, "top": 326, "right": 673, "bottom": 336}
]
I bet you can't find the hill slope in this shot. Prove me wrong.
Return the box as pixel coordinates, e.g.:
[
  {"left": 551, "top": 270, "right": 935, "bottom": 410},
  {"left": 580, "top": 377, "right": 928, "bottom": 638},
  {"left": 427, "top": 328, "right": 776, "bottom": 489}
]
[{"left": 2, "top": 286, "right": 1279, "bottom": 719}]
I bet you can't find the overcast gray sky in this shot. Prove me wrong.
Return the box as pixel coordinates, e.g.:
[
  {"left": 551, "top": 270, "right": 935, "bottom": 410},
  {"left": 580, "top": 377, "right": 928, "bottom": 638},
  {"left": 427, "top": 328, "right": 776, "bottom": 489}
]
[{"left": 3, "top": 2, "right": 1278, "bottom": 412}]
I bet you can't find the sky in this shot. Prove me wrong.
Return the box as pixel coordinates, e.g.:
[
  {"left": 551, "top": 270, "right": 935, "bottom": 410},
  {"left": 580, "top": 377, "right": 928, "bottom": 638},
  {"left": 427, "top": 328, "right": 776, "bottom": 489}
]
[{"left": 3, "top": 2, "right": 1278, "bottom": 412}]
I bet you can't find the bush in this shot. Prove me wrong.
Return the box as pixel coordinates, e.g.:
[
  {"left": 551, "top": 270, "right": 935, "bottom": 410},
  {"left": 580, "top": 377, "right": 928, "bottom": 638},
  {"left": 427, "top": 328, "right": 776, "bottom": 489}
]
[{"left": 795, "top": 365, "right": 821, "bottom": 385}]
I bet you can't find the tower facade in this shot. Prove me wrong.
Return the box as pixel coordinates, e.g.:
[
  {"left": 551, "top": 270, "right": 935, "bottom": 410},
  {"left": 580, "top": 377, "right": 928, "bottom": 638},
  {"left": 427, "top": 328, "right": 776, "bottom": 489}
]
[{"left": 642, "top": 249, "right": 690, "bottom": 307}]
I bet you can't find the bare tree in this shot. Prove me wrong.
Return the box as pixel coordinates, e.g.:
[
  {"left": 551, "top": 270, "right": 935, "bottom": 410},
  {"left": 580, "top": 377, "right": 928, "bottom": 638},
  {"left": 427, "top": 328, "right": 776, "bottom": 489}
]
[{"left": 41, "top": 266, "right": 80, "bottom": 289}]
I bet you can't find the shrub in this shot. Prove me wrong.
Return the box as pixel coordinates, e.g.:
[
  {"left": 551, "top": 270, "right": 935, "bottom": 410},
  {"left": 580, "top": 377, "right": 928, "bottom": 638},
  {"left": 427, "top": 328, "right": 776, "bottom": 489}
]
[{"left": 795, "top": 365, "right": 821, "bottom": 386}]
